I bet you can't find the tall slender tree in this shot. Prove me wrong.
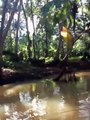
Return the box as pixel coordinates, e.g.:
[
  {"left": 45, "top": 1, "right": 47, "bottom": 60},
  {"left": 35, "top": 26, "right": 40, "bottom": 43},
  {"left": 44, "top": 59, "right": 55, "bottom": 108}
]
[
  {"left": 15, "top": 2, "right": 21, "bottom": 55},
  {"left": 29, "top": 0, "right": 36, "bottom": 59},
  {"left": 21, "top": 0, "right": 32, "bottom": 59}
]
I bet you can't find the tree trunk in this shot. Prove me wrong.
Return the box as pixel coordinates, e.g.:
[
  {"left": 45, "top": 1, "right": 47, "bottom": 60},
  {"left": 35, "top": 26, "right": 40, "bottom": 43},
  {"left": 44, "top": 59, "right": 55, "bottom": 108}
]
[
  {"left": 54, "top": 37, "right": 61, "bottom": 60},
  {"left": 0, "top": 0, "right": 8, "bottom": 71},
  {"left": 45, "top": 24, "right": 48, "bottom": 57},
  {"left": 54, "top": 23, "right": 65, "bottom": 61},
  {"left": 8, "top": 29, "right": 13, "bottom": 51},
  {"left": 21, "top": 0, "right": 32, "bottom": 60},
  {"left": 15, "top": 4, "right": 21, "bottom": 55},
  {"left": 30, "top": 0, "right": 36, "bottom": 59}
]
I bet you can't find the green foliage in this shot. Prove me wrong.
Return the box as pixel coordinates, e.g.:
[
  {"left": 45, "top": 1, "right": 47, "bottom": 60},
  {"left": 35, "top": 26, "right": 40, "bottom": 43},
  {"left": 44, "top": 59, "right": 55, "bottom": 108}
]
[
  {"left": 1, "top": 0, "right": 90, "bottom": 66},
  {"left": 2, "top": 55, "right": 14, "bottom": 68},
  {"left": 74, "top": 40, "right": 85, "bottom": 52},
  {"left": 45, "top": 57, "right": 53, "bottom": 63},
  {"left": 41, "top": 1, "right": 53, "bottom": 17}
]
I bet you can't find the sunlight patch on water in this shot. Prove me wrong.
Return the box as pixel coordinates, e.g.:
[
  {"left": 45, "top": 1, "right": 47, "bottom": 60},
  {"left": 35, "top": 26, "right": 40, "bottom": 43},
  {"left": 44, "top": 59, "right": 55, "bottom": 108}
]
[
  {"left": 1, "top": 97, "right": 47, "bottom": 120},
  {"left": 59, "top": 100, "right": 65, "bottom": 109},
  {"left": 76, "top": 71, "right": 90, "bottom": 78}
]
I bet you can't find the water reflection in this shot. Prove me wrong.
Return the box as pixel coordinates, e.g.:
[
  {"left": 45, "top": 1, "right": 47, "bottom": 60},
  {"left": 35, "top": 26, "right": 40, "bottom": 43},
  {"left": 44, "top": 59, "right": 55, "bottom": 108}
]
[{"left": 0, "top": 72, "right": 90, "bottom": 119}]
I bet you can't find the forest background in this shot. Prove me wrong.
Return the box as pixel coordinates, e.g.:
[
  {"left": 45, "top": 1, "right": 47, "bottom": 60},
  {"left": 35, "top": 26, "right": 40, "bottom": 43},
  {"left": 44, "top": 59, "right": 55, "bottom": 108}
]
[{"left": 0, "top": 0, "right": 90, "bottom": 73}]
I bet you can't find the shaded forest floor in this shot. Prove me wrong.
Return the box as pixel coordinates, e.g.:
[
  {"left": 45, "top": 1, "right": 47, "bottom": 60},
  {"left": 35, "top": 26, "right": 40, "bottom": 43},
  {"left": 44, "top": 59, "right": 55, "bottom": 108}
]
[{"left": 0, "top": 60, "right": 90, "bottom": 85}]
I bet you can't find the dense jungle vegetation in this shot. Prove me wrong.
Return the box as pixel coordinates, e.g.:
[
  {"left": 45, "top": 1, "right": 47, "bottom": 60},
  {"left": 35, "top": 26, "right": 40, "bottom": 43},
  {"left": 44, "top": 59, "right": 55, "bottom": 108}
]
[{"left": 0, "top": 0, "right": 90, "bottom": 84}]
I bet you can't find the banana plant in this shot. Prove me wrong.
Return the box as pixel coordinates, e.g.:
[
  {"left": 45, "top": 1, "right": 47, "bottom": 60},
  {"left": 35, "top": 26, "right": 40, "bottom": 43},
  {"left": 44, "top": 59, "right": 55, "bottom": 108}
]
[{"left": 60, "top": 26, "right": 90, "bottom": 60}]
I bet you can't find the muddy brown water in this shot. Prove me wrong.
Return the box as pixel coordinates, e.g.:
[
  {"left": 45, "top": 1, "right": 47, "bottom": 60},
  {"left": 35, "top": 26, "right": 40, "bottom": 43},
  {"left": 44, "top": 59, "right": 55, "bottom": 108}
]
[{"left": 0, "top": 71, "right": 90, "bottom": 120}]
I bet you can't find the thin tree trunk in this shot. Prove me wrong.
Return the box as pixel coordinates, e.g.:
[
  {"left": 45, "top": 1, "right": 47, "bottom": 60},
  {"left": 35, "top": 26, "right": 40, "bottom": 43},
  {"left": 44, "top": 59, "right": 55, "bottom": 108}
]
[
  {"left": 44, "top": 0, "right": 49, "bottom": 57},
  {"left": 15, "top": 28, "right": 19, "bottom": 55},
  {"left": 15, "top": 4, "right": 21, "bottom": 55},
  {"left": 30, "top": 0, "right": 36, "bottom": 59},
  {"left": 54, "top": 38, "right": 61, "bottom": 60},
  {"left": 45, "top": 24, "right": 48, "bottom": 57},
  {"left": 21, "top": 0, "right": 32, "bottom": 59},
  {"left": 9, "top": 33, "right": 13, "bottom": 51},
  {"left": 54, "top": 24, "right": 64, "bottom": 60}
]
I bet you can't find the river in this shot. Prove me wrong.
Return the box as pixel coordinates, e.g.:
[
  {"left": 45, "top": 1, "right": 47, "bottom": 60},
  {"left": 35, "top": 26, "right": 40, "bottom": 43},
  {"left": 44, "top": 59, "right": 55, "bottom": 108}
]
[{"left": 0, "top": 71, "right": 90, "bottom": 120}]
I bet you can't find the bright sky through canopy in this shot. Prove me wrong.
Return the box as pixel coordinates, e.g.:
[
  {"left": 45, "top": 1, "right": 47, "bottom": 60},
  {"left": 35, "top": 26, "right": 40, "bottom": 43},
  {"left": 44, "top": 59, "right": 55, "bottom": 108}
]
[
  {"left": 0, "top": 0, "right": 2, "bottom": 7},
  {"left": 82, "top": 0, "right": 87, "bottom": 3}
]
